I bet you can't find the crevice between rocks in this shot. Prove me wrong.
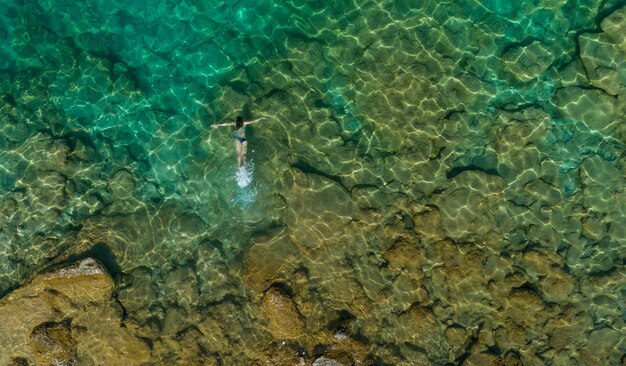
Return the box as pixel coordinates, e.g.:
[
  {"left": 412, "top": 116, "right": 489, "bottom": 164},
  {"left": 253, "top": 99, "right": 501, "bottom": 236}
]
[
  {"left": 291, "top": 159, "right": 349, "bottom": 192},
  {"left": 446, "top": 165, "right": 501, "bottom": 180}
]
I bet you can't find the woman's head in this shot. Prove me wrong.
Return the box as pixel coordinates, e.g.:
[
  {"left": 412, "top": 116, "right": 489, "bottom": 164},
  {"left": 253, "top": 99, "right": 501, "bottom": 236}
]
[{"left": 236, "top": 116, "right": 244, "bottom": 129}]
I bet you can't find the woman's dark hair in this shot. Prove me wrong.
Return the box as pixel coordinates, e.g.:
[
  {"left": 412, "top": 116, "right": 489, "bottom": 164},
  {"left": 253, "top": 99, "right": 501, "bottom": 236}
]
[{"left": 236, "top": 116, "right": 244, "bottom": 129}]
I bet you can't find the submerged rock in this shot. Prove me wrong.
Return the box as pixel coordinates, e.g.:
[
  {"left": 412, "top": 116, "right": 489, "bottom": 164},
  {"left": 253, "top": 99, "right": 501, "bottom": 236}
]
[
  {"left": 555, "top": 86, "right": 617, "bottom": 132},
  {"left": 283, "top": 168, "right": 357, "bottom": 258},
  {"left": 260, "top": 287, "right": 305, "bottom": 340},
  {"left": 0, "top": 258, "right": 150, "bottom": 365},
  {"left": 243, "top": 233, "right": 302, "bottom": 293},
  {"left": 313, "top": 356, "right": 346, "bottom": 366},
  {"left": 317, "top": 330, "right": 371, "bottom": 366},
  {"left": 257, "top": 342, "right": 306, "bottom": 366},
  {"left": 30, "top": 320, "right": 77, "bottom": 366},
  {"left": 503, "top": 41, "right": 555, "bottom": 82}
]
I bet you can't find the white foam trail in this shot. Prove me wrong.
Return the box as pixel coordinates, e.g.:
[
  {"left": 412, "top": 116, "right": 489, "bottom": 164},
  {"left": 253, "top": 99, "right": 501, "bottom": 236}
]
[{"left": 236, "top": 165, "right": 252, "bottom": 188}]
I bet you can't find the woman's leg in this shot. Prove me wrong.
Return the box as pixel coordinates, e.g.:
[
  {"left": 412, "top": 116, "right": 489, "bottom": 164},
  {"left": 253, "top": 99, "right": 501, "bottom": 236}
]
[
  {"left": 234, "top": 141, "right": 242, "bottom": 167},
  {"left": 241, "top": 141, "right": 248, "bottom": 167}
]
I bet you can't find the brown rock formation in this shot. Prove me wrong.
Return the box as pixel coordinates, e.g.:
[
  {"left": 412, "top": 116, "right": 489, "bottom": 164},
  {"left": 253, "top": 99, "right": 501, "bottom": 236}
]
[
  {"left": 0, "top": 258, "right": 150, "bottom": 365},
  {"left": 260, "top": 287, "right": 305, "bottom": 340}
]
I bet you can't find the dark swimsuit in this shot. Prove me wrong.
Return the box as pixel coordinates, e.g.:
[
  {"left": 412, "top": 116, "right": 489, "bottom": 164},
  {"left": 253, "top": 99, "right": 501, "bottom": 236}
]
[{"left": 233, "top": 126, "right": 246, "bottom": 143}]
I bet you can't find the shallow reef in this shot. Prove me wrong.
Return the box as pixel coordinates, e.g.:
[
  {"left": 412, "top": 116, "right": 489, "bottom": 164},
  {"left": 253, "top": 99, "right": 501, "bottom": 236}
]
[{"left": 0, "top": 0, "right": 625, "bottom": 365}]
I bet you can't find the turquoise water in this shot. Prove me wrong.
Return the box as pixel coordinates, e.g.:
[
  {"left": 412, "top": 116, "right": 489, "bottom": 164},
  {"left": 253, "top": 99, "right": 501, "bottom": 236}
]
[{"left": 1, "top": 0, "right": 625, "bottom": 364}]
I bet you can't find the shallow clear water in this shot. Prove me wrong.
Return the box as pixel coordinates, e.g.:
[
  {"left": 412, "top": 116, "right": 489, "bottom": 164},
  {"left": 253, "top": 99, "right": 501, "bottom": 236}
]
[{"left": 1, "top": 0, "right": 625, "bottom": 364}]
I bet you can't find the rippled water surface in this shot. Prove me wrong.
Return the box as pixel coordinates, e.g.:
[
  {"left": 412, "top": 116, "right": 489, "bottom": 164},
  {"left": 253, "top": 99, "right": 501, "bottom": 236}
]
[{"left": 1, "top": 0, "right": 625, "bottom": 364}]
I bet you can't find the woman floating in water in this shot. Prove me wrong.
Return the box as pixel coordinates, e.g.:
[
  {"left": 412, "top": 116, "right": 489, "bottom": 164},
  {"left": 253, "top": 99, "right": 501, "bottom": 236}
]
[{"left": 212, "top": 116, "right": 264, "bottom": 167}]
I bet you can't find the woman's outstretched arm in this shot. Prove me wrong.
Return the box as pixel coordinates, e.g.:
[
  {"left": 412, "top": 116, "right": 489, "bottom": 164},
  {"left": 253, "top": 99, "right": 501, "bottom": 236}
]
[
  {"left": 244, "top": 117, "right": 265, "bottom": 125},
  {"left": 211, "top": 122, "right": 236, "bottom": 128}
]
